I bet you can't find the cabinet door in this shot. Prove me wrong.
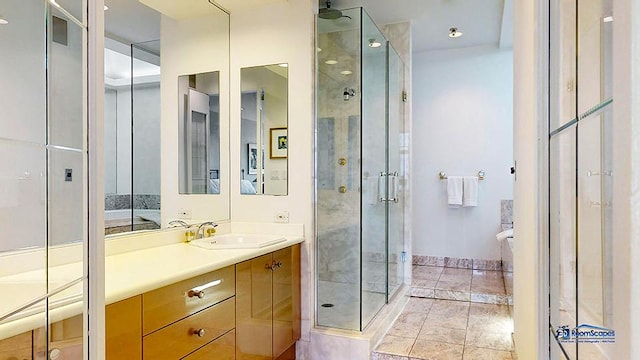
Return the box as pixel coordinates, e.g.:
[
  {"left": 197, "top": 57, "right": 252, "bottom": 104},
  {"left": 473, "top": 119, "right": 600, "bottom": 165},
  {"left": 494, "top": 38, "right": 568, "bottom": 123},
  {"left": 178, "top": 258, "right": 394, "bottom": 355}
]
[
  {"left": 236, "top": 253, "right": 273, "bottom": 360},
  {"left": 272, "top": 245, "right": 300, "bottom": 358},
  {"left": 106, "top": 296, "right": 142, "bottom": 360},
  {"left": 0, "top": 332, "right": 32, "bottom": 360}
]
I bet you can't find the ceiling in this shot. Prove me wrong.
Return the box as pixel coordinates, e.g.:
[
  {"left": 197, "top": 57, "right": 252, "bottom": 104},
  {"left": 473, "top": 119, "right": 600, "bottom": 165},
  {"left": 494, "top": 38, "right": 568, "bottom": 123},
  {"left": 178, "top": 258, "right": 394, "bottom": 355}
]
[
  {"left": 102, "top": 0, "right": 512, "bottom": 57},
  {"left": 325, "top": 0, "right": 513, "bottom": 53}
]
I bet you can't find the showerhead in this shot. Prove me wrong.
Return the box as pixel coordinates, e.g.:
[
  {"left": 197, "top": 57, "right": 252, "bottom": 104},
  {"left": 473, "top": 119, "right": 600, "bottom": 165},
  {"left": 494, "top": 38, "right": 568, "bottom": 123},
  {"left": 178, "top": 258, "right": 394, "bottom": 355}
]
[{"left": 319, "top": 1, "right": 351, "bottom": 20}]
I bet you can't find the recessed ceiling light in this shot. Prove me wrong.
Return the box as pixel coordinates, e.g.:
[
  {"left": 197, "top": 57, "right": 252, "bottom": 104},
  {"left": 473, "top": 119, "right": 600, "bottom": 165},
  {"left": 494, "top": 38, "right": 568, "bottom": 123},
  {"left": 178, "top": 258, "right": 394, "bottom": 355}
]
[
  {"left": 104, "top": 5, "right": 109, "bottom": 10},
  {"left": 278, "top": 63, "right": 288, "bottom": 68},
  {"left": 325, "top": 60, "right": 338, "bottom": 65},
  {"left": 0, "top": 18, "right": 8, "bottom": 25},
  {"left": 368, "top": 39, "right": 382, "bottom": 48},
  {"left": 448, "top": 27, "right": 463, "bottom": 38},
  {"left": 603, "top": 16, "right": 613, "bottom": 22},
  {"left": 340, "top": 70, "right": 352, "bottom": 75}
]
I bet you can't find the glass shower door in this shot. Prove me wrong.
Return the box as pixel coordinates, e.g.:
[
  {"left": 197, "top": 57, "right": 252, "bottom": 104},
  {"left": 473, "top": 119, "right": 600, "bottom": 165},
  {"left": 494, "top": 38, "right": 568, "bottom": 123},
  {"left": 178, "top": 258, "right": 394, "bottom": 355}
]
[
  {"left": 360, "top": 9, "right": 387, "bottom": 329},
  {"left": 387, "top": 45, "right": 405, "bottom": 300}
]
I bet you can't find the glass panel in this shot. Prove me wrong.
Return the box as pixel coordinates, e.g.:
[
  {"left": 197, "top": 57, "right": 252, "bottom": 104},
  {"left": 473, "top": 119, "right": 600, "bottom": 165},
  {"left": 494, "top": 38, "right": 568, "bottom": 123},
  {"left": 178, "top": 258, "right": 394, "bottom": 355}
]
[
  {"left": 360, "top": 8, "right": 387, "bottom": 329},
  {"left": 0, "top": 1, "right": 47, "bottom": 144},
  {"left": 48, "top": 149, "right": 84, "bottom": 248},
  {"left": 577, "top": 0, "right": 612, "bottom": 115},
  {"left": 549, "top": 0, "right": 577, "bottom": 132},
  {"left": 386, "top": 45, "right": 405, "bottom": 300},
  {"left": 0, "top": 1, "right": 87, "bottom": 358},
  {"left": 46, "top": 289, "right": 85, "bottom": 359},
  {"left": 49, "top": 5, "right": 85, "bottom": 150},
  {"left": 239, "top": 65, "right": 288, "bottom": 196},
  {"left": 316, "top": 7, "right": 362, "bottom": 331},
  {"left": 576, "top": 107, "right": 613, "bottom": 359},
  {"left": 0, "top": 299, "right": 47, "bottom": 359},
  {"left": 549, "top": 125, "right": 577, "bottom": 358},
  {"left": 132, "top": 41, "right": 161, "bottom": 230}
]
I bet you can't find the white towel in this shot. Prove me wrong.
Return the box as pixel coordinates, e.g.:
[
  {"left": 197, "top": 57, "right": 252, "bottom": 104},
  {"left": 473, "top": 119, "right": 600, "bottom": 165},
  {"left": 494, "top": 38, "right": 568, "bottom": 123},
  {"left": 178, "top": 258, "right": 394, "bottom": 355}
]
[
  {"left": 463, "top": 176, "right": 479, "bottom": 207},
  {"left": 447, "top": 176, "right": 463, "bottom": 206}
]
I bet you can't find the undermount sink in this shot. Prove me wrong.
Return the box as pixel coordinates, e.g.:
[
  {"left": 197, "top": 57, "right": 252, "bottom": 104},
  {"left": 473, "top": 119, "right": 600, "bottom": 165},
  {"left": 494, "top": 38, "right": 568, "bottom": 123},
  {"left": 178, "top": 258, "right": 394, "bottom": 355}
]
[{"left": 190, "top": 234, "right": 286, "bottom": 250}]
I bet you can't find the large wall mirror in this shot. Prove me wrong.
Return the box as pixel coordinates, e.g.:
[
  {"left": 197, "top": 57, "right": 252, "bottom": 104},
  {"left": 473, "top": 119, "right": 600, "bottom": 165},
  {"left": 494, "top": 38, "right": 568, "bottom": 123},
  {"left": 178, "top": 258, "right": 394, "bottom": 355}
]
[
  {"left": 178, "top": 72, "right": 221, "bottom": 195},
  {"left": 105, "top": 0, "right": 230, "bottom": 234},
  {"left": 104, "top": 1, "right": 162, "bottom": 235},
  {"left": 240, "top": 64, "right": 289, "bottom": 196}
]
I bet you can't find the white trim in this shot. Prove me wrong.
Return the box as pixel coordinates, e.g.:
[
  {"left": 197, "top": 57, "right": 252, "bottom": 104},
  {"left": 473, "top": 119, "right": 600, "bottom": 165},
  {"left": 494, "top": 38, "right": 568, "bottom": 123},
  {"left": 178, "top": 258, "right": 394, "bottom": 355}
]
[
  {"left": 87, "top": 0, "right": 106, "bottom": 358},
  {"left": 537, "top": 0, "right": 551, "bottom": 356}
]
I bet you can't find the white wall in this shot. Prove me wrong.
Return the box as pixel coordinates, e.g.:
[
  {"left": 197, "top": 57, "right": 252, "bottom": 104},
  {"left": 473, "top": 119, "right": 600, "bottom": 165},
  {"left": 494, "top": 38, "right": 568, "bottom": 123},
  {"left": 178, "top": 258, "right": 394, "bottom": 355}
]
[
  {"left": 412, "top": 46, "right": 514, "bottom": 261},
  {"left": 160, "top": 8, "right": 230, "bottom": 223},
  {"left": 228, "top": 0, "right": 315, "bottom": 351}
]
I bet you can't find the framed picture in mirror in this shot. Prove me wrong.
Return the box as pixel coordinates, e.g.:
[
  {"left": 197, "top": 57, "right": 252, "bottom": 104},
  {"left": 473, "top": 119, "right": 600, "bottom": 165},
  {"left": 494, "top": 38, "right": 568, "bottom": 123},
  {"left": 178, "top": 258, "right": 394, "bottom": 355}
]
[
  {"left": 270, "top": 127, "right": 288, "bottom": 159},
  {"left": 248, "top": 143, "right": 258, "bottom": 174}
]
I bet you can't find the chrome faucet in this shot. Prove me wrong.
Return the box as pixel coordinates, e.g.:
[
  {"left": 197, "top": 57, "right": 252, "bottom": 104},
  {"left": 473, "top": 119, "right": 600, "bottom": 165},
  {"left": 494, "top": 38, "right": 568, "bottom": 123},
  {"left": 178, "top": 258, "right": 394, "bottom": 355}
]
[
  {"left": 196, "top": 221, "right": 218, "bottom": 239},
  {"left": 169, "top": 220, "right": 190, "bottom": 228}
]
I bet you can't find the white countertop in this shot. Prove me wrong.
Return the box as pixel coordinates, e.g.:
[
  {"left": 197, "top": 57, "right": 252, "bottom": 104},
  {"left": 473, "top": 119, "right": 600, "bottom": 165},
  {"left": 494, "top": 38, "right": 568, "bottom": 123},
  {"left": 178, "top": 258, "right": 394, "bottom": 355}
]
[{"left": 0, "top": 223, "right": 304, "bottom": 340}]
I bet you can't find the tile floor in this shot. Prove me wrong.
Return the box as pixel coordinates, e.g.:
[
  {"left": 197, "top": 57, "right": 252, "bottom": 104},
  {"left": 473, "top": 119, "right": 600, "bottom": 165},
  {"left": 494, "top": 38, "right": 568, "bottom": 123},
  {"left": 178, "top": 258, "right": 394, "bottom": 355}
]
[
  {"left": 373, "top": 265, "right": 515, "bottom": 360},
  {"left": 411, "top": 265, "right": 510, "bottom": 305}
]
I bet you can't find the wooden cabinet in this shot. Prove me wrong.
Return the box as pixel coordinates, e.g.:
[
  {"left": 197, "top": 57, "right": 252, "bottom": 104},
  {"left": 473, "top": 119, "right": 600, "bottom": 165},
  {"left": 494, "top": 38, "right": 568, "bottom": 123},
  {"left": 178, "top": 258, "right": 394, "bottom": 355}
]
[
  {"left": 103, "top": 265, "right": 236, "bottom": 360},
  {"left": 106, "top": 296, "right": 142, "bottom": 359},
  {"left": 143, "top": 298, "right": 234, "bottom": 359},
  {"left": 142, "top": 265, "right": 235, "bottom": 335},
  {"left": 182, "top": 329, "right": 235, "bottom": 360},
  {"left": 236, "top": 244, "right": 301, "bottom": 360},
  {"left": 0, "top": 332, "right": 32, "bottom": 360},
  {"left": 0, "top": 244, "right": 301, "bottom": 360}
]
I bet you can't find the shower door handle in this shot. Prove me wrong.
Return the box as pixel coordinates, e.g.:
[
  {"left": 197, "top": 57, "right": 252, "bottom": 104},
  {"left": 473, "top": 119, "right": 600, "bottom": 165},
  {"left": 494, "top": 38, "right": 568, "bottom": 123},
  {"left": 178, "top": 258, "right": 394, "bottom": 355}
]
[
  {"left": 387, "top": 171, "right": 399, "bottom": 203},
  {"left": 378, "top": 172, "right": 387, "bottom": 202}
]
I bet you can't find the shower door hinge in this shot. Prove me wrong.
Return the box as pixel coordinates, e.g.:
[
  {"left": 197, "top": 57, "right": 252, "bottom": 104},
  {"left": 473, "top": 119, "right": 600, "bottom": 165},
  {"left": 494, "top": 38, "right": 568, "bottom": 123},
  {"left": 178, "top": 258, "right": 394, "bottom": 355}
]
[
  {"left": 402, "top": 91, "right": 408, "bottom": 102},
  {"left": 401, "top": 251, "right": 407, "bottom": 263}
]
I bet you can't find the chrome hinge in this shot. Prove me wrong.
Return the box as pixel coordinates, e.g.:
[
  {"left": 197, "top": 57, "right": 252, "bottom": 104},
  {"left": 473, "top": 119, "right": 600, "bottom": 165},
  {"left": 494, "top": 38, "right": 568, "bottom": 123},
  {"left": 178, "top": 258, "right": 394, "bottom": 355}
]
[
  {"left": 401, "top": 251, "right": 407, "bottom": 263},
  {"left": 402, "top": 91, "right": 408, "bottom": 102}
]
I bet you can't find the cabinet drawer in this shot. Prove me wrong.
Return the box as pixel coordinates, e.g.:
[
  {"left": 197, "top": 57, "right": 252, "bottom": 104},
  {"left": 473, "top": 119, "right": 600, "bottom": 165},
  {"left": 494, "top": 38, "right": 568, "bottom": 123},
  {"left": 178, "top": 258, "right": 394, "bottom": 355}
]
[
  {"left": 182, "top": 330, "right": 235, "bottom": 360},
  {"left": 142, "top": 265, "right": 235, "bottom": 335},
  {"left": 143, "top": 297, "right": 235, "bottom": 360}
]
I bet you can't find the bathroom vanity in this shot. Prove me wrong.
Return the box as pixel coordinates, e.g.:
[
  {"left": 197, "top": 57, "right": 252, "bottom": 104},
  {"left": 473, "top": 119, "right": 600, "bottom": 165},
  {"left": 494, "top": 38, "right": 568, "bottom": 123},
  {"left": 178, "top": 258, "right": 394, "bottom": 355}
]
[{"left": 0, "top": 227, "right": 303, "bottom": 360}]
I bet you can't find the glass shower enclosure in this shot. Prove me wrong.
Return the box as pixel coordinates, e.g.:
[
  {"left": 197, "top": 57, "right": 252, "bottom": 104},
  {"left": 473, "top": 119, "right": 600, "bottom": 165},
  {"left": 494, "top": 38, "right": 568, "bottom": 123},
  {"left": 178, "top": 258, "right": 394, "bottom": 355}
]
[
  {"left": 549, "top": 0, "right": 613, "bottom": 358},
  {"left": 316, "top": 8, "right": 405, "bottom": 331}
]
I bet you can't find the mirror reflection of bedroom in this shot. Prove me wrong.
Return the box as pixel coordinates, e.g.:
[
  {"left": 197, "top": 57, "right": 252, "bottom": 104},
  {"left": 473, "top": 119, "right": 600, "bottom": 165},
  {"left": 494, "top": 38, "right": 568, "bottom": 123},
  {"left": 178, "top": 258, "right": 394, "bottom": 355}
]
[{"left": 240, "top": 64, "right": 289, "bottom": 196}]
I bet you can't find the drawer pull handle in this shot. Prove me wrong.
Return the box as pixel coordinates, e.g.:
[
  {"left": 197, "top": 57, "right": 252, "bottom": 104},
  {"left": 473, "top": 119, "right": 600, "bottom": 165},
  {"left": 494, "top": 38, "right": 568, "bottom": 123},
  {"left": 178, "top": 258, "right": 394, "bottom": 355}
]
[
  {"left": 193, "top": 328, "right": 206, "bottom": 337},
  {"left": 188, "top": 279, "right": 223, "bottom": 298},
  {"left": 274, "top": 261, "right": 283, "bottom": 268},
  {"left": 188, "top": 290, "right": 205, "bottom": 299}
]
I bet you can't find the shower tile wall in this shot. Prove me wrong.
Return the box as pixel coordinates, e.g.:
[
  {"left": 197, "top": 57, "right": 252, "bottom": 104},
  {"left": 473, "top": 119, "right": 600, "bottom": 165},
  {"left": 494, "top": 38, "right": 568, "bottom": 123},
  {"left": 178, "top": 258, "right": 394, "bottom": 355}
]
[{"left": 317, "top": 28, "right": 362, "bottom": 291}]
